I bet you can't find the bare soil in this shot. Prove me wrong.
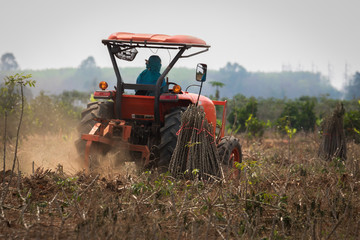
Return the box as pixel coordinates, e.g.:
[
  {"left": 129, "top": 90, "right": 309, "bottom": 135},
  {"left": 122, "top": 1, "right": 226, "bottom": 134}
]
[{"left": 1, "top": 132, "right": 360, "bottom": 239}]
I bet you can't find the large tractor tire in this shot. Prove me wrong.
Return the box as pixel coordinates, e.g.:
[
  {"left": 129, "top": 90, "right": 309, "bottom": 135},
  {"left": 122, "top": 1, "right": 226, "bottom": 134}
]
[
  {"left": 217, "top": 136, "right": 242, "bottom": 178},
  {"left": 157, "top": 107, "right": 186, "bottom": 172},
  {"left": 75, "top": 101, "right": 114, "bottom": 156}
]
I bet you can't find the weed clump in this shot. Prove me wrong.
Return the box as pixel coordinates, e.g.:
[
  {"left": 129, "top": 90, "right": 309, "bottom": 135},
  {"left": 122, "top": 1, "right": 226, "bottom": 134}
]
[{"left": 319, "top": 103, "right": 347, "bottom": 161}]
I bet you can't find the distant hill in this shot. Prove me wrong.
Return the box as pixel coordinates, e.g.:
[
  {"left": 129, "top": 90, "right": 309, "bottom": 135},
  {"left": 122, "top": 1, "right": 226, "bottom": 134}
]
[
  {"left": 213, "top": 70, "right": 342, "bottom": 99},
  {"left": 1, "top": 63, "right": 342, "bottom": 99},
  {"left": 209, "top": 63, "right": 342, "bottom": 99}
]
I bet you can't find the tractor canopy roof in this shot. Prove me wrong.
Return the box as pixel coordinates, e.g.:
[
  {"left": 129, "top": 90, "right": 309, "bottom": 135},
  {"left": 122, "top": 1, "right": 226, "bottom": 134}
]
[
  {"left": 102, "top": 32, "right": 210, "bottom": 49},
  {"left": 102, "top": 32, "right": 210, "bottom": 121}
]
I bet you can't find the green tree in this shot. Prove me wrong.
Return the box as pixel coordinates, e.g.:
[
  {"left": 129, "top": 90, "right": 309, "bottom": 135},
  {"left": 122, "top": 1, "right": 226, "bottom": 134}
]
[
  {"left": 220, "top": 62, "right": 248, "bottom": 77},
  {"left": 245, "top": 114, "right": 266, "bottom": 137},
  {"left": 27, "top": 91, "right": 81, "bottom": 133},
  {"left": 79, "top": 56, "right": 97, "bottom": 69},
  {"left": 228, "top": 96, "right": 258, "bottom": 133},
  {"left": 53, "top": 90, "right": 90, "bottom": 106},
  {"left": 345, "top": 72, "right": 360, "bottom": 99},
  {"left": 0, "top": 75, "right": 31, "bottom": 138},
  {"left": 209, "top": 81, "right": 225, "bottom": 100},
  {"left": 343, "top": 100, "right": 360, "bottom": 143},
  {"left": 75, "top": 56, "right": 102, "bottom": 91},
  {"left": 277, "top": 96, "right": 316, "bottom": 132},
  {"left": 0, "top": 53, "right": 19, "bottom": 71},
  {"left": 1, "top": 74, "right": 35, "bottom": 212}
]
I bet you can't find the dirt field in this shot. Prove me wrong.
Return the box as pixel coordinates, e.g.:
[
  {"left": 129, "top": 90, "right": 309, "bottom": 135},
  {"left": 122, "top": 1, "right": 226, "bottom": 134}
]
[{"left": 1, "top": 132, "right": 360, "bottom": 239}]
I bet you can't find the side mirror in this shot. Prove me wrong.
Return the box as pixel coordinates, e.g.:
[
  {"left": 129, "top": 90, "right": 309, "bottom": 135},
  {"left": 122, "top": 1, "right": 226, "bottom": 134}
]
[{"left": 196, "top": 63, "right": 207, "bottom": 82}]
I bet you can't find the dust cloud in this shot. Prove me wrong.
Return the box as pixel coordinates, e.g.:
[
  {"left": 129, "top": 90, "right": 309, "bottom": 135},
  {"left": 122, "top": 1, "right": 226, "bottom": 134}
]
[
  {"left": 15, "top": 133, "right": 83, "bottom": 175},
  {"left": 1, "top": 132, "right": 139, "bottom": 178}
]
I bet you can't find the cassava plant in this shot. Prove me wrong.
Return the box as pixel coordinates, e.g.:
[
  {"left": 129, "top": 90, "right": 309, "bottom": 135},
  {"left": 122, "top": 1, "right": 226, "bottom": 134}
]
[{"left": 0, "top": 73, "right": 35, "bottom": 217}]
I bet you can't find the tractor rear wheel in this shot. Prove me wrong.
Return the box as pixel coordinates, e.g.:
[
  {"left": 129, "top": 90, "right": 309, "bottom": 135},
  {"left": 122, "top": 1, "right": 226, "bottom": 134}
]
[
  {"left": 75, "top": 101, "right": 114, "bottom": 156},
  {"left": 157, "top": 107, "right": 186, "bottom": 172},
  {"left": 217, "top": 136, "right": 242, "bottom": 178}
]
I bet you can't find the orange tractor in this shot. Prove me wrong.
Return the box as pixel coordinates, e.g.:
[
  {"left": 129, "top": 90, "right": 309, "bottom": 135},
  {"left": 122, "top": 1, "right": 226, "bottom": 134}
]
[{"left": 76, "top": 32, "right": 242, "bottom": 173}]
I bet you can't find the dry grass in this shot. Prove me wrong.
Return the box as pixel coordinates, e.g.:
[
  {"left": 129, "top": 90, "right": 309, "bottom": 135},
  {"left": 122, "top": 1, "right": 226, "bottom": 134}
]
[{"left": 1, "top": 132, "right": 360, "bottom": 239}]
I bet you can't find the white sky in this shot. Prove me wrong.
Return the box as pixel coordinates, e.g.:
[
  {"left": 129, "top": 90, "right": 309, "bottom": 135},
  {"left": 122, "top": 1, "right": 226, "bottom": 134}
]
[{"left": 1, "top": 0, "right": 359, "bottom": 90}]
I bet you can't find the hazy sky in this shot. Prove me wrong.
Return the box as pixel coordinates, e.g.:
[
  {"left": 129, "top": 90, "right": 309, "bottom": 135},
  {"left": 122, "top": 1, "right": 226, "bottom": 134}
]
[{"left": 1, "top": 0, "right": 359, "bottom": 90}]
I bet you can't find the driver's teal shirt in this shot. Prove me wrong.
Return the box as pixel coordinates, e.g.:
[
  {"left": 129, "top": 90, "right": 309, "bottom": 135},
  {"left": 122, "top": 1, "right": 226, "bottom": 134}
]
[
  {"left": 136, "top": 55, "right": 167, "bottom": 95},
  {"left": 135, "top": 70, "right": 167, "bottom": 95}
]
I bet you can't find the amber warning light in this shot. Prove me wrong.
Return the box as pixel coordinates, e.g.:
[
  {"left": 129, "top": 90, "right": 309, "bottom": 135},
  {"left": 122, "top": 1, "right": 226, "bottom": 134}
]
[
  {"left": 99, "top": 81, "right": 108, "bottom": 90},
  {"left": 172, "top": 84, "right": 181, "bottom": 94}
]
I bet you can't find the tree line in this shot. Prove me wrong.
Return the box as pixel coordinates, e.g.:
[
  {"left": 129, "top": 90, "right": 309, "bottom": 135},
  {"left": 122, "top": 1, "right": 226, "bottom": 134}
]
[
  {"left": 2, "top": 52, "right": 360, "bottom": 100},
  {"left": 222, "top": 94, "right": 360, "bottom": 143},
  {"left": 1, "top": 53, "right": 359, "bottom": 143},
  {"left": 1, "top": 74, "right": 359, "bottom": 144}
]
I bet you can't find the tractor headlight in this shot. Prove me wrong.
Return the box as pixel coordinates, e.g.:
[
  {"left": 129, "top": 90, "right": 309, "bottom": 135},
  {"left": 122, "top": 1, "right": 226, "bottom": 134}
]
[{"left": 99, "top": 81, "right": 108, "bottom": 90}]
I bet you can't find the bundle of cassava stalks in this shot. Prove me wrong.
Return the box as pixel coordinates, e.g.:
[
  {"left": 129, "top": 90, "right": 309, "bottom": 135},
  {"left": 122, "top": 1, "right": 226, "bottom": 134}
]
[
  {"left": 169, "top": 104, "right": 222, "bottom": 180},
  {"left": 318, "top": 103, "right": 347, "bottom": 161}
]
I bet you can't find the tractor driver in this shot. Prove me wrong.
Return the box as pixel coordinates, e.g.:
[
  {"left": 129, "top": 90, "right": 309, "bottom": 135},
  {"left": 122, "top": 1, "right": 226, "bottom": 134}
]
[{"left": 135, "top": 55, "right": 167, "bottom": 95}]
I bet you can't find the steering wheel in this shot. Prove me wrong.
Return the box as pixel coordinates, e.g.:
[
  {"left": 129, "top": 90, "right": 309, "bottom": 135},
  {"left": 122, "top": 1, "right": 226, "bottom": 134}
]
[{"left": 167, "top": 82, "right": 178, "bottom": 87}]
